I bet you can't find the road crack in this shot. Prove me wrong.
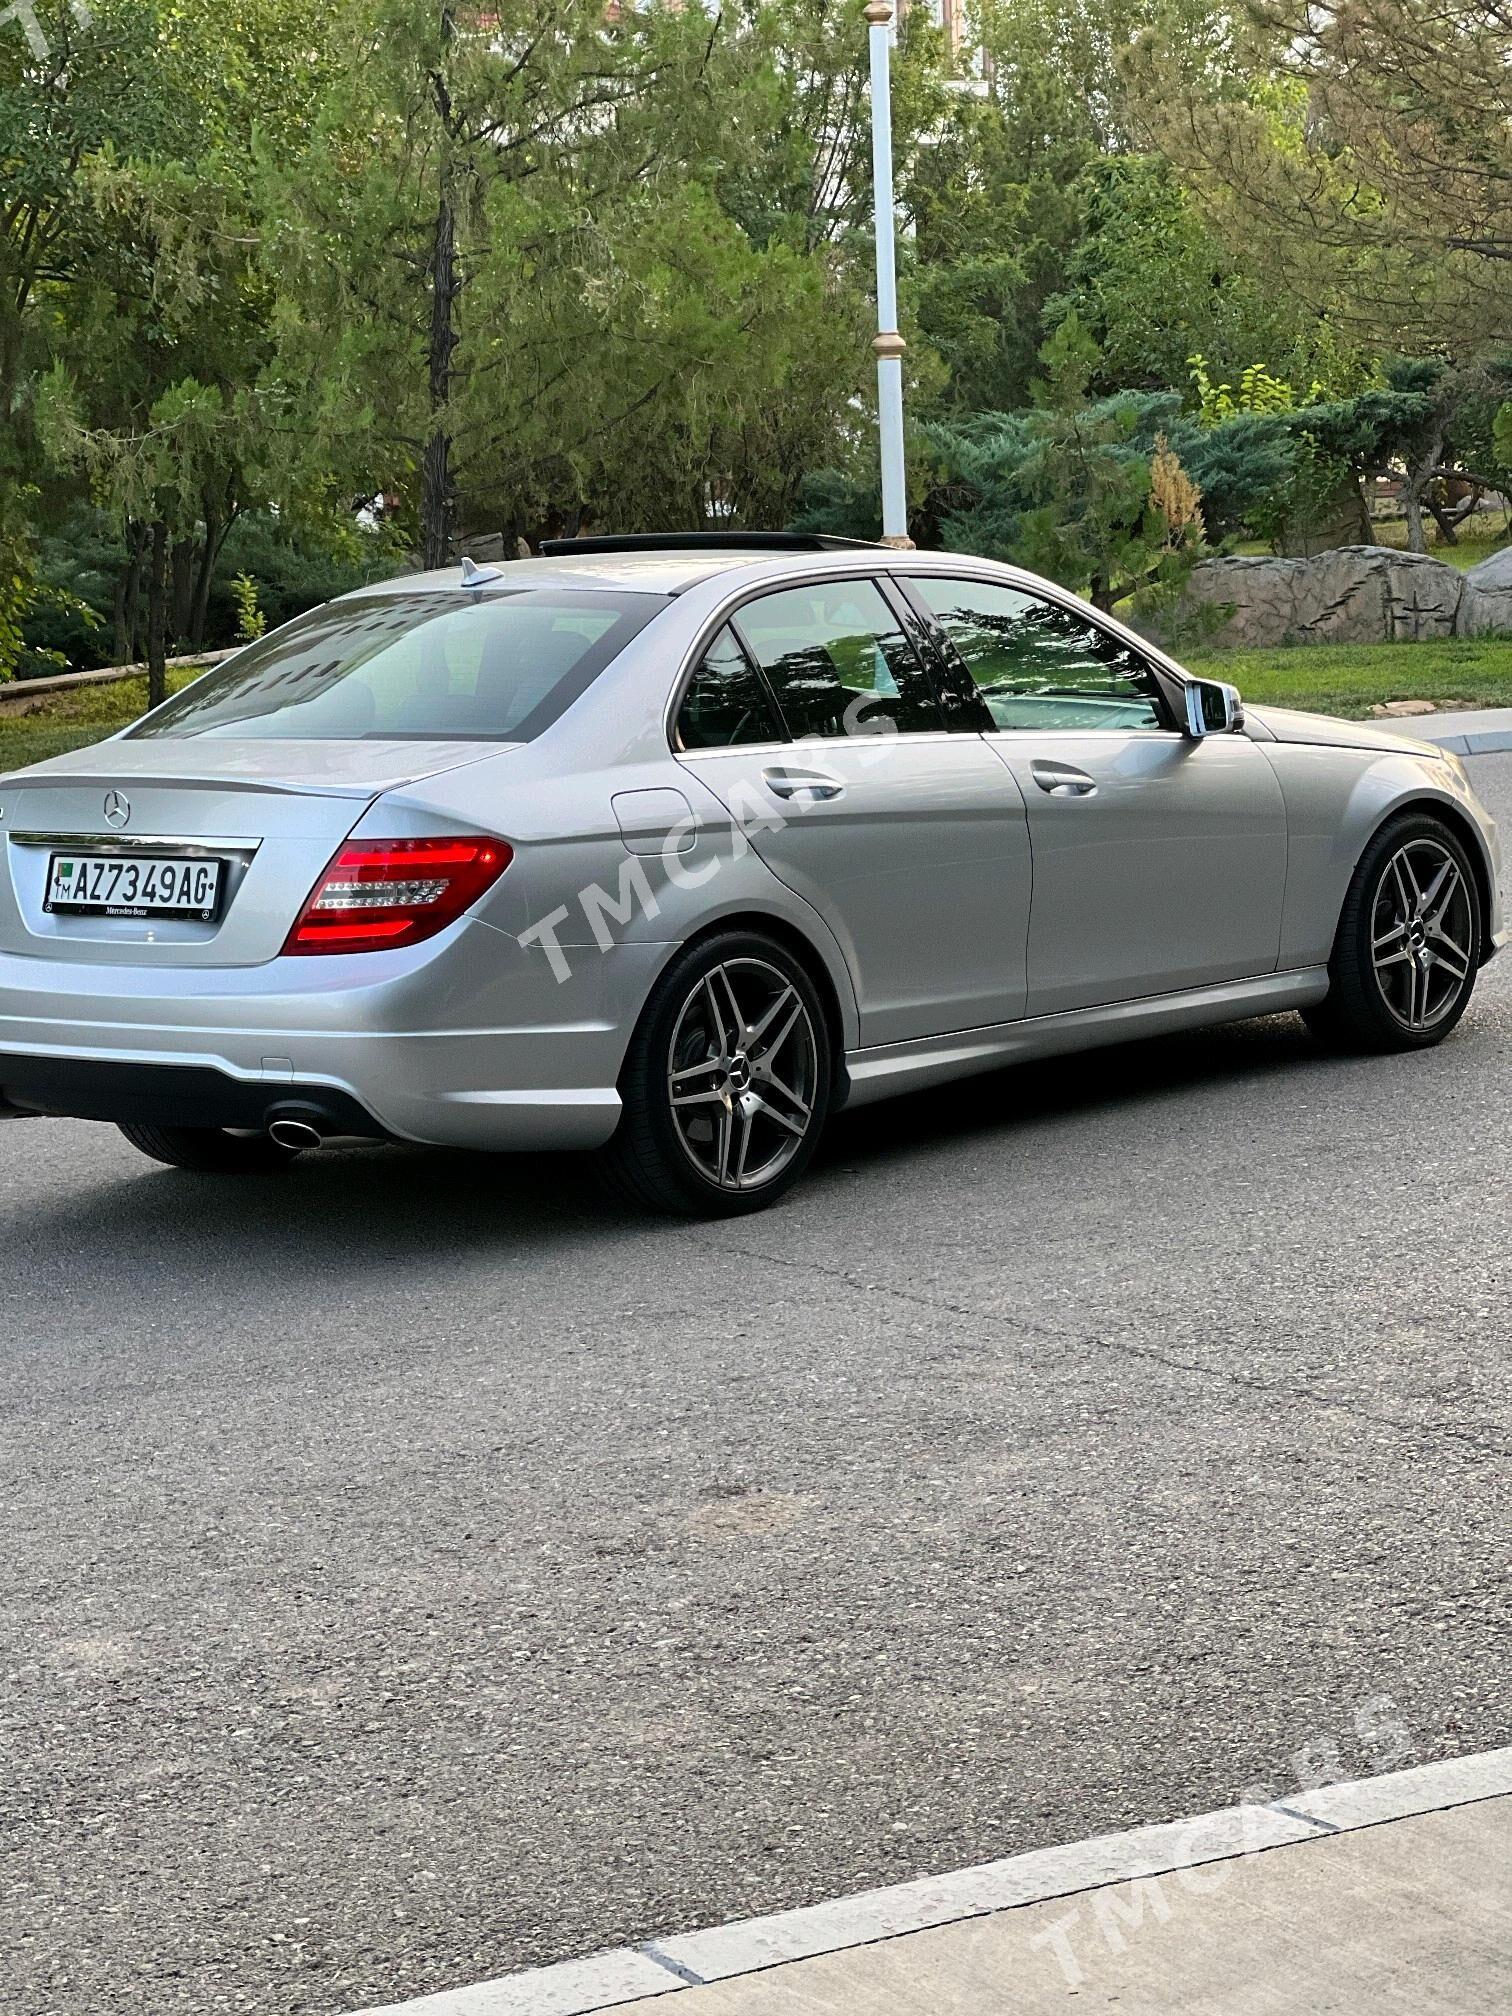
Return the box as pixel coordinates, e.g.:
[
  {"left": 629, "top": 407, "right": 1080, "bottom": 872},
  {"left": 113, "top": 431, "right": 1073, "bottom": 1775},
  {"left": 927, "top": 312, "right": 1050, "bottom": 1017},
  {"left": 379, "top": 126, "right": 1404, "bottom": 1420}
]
[{"left": 700, "top": 1238, "right": 1511, "bottom": 1464}]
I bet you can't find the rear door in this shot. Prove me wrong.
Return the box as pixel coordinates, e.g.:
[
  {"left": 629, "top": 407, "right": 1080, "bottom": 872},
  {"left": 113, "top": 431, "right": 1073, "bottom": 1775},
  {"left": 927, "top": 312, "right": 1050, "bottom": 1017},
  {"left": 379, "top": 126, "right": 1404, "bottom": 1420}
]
[
  {"left": 674, "top": 577, "right": 1031, "bottom": 1046},
  {"left": 904, "top": 574, "right": 1288, "bottom": 1017}
]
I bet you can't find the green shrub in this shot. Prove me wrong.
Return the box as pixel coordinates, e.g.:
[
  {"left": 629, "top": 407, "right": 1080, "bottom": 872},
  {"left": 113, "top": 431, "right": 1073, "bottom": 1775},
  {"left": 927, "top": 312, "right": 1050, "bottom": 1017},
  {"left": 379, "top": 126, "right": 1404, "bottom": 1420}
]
[{"left": 18, "top": 506, "right": 404, "bottom": 676}]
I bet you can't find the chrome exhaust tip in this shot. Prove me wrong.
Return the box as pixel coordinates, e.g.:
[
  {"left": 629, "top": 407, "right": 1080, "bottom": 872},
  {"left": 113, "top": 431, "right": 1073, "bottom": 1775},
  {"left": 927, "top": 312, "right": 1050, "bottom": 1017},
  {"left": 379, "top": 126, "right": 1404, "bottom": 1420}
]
[{"left": 267, "top": 1115, "right": 323, "bottom": 1152}]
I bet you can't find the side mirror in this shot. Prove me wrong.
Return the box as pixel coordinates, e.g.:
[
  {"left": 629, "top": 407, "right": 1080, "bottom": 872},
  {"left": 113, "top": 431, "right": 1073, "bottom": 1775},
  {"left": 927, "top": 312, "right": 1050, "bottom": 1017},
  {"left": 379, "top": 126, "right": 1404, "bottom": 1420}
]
[{"left": 1183, "top": 677, "right": 1243, "bottom": 738}]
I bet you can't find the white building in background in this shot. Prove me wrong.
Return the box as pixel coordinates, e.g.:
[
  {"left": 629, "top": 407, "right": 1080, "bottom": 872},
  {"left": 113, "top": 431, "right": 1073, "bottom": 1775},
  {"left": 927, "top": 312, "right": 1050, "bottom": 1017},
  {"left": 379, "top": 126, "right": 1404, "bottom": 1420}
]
[
  {"left": 903, "top": 0, "right": 967, "bottom": 53},
  {"left": 899, "top": 0, "right": 988, "bottom": 90}
]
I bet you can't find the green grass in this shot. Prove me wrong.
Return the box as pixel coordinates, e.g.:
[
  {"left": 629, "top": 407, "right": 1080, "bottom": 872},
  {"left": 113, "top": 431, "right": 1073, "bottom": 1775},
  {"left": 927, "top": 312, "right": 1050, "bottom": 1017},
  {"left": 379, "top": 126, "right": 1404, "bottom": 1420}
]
[
  {"left": 0, "top": 669, "right": 198, "bottom": 773},
  {"left": 1184, "top": 637, "right": 1512, "bottom": 718}
]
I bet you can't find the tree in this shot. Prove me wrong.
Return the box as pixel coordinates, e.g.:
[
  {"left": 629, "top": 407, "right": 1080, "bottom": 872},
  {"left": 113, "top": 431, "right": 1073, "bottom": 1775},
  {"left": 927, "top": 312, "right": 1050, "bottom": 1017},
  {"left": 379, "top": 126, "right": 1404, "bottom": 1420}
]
[
  {"left": 1135, "top": 0, "right": 1512, "bottom": 359},
  {"left": 1290, "top": 361, "right": 1512, "bottom": 553},
  {"left": 0, "top": 0, "right": 178, "bottom": 674},
  {"left": 902, "top": 0, "right": 1122, "bottom": 415},
  {"left": 1052, "top": 155, "right": 1369, "bottom": 400},
  {"left": 922, "top": 314, "right": 1211, "bottom": 608},
  {"left": 265, "top": 0, "right": 739, "bottom": 562},
  {"left": 19, "top": 0, "right": 345, "bottom": 687},
  {"left": 38, "top": 372, "right": 286, "bottom": 700}
]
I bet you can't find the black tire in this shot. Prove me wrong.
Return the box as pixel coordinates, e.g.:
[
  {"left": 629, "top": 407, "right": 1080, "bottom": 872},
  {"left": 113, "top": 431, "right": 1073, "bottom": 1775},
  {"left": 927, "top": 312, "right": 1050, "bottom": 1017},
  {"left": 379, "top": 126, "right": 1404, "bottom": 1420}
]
[
  {"left": 1303, "top": 811, "right": 1482, "bottom": 1054},
  {"left": 116, "top": 1123, "right": 301, "bottom": 1174},
  {"left": 598, "top": 929, "right": 834, "bottom": 1216}
]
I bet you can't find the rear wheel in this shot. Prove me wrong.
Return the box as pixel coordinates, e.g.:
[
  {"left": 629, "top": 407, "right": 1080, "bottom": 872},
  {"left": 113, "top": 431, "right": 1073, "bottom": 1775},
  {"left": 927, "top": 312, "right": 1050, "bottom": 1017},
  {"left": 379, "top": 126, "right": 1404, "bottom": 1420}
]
[
  {"left": 1304, "top": 813, "right": 1481, "bottom": 1053},
  {"left": 117, "top": 1123, "right": 301, "bottom": 1174},
  {"left": 599, "top": 931, "right": 832, "bottom": 1216}
]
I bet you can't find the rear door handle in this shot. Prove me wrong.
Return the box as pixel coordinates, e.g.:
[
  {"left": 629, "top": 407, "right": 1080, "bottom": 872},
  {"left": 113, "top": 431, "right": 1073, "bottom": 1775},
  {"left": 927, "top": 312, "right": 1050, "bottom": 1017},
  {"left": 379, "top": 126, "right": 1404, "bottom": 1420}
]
[
  {"left": 763, "top": 767, "right": 845, "bottom": 803},
  {"left": 1031, "top": 760, "right": 1097, "bottom": 799}
]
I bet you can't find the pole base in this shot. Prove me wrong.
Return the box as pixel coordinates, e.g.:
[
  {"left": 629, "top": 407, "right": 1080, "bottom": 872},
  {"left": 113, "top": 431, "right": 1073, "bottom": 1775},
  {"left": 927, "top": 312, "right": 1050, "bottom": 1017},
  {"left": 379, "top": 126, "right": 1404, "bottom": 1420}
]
[{"left": 879, "top": 533, "right": 916, "bottom": 549}]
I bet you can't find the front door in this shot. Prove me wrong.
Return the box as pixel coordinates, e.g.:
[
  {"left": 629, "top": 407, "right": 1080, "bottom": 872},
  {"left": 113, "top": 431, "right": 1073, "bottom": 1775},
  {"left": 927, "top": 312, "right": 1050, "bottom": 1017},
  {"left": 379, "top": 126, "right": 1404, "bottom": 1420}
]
[
  {"left": 674, "top": 578, "right": 1032, "bottom": 1045},
  {"left": 906, "top": 574, "right": 1289, "bottom": 1017}
]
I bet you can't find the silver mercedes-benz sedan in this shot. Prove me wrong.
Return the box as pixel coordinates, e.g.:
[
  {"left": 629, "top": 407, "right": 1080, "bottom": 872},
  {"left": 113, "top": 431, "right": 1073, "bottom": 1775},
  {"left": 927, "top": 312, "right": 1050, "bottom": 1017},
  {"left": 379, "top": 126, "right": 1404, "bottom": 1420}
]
[{"left": 0, "top": 534, "right": 1502, "bottom": 1213}]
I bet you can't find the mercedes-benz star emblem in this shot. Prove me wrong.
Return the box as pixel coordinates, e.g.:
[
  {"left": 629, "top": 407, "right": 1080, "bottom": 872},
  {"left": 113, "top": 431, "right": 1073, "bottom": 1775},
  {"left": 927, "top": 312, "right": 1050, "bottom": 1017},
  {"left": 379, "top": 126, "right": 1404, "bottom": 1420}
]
[{"left": 103, "top": 789, "right": 131, "bottom": 829}]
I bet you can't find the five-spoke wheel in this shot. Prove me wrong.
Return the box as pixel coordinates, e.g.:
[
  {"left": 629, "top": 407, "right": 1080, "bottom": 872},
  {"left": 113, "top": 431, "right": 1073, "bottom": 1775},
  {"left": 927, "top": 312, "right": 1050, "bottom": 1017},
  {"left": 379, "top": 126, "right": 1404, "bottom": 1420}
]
[
  {"left": 667, "top": 957, "right": 821, "bottom": 1193},
  {"left": 600, "top": 931, "right": 832, "bottom": 1215},
  {"left": 1306, "top": 813, "right": 1482, "bottom": 1053},
  {"left": 1369, "top": 835, "right": 1476, "bottom": 1034}
]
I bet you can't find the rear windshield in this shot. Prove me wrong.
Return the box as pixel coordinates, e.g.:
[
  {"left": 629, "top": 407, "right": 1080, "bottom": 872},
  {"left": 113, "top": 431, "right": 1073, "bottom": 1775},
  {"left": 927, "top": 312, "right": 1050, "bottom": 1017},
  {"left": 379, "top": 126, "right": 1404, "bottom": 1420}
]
[{"left": 130, "top": 589, "right": 667, "bottom": 743}]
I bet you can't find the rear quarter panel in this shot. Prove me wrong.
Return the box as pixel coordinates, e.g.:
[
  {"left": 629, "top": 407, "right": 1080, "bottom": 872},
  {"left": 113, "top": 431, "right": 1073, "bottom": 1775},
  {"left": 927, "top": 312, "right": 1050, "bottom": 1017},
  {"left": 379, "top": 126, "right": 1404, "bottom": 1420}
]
[{"left": 360, "top": 741, "right": 865, "bottom": 1051}]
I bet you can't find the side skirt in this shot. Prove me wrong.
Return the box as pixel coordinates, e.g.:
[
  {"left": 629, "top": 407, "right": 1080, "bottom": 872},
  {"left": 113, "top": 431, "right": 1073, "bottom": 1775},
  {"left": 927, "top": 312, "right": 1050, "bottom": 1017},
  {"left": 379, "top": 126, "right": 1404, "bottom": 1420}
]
[{"left": 838, "top": 967, "right": 1330, "bottom": 1110}]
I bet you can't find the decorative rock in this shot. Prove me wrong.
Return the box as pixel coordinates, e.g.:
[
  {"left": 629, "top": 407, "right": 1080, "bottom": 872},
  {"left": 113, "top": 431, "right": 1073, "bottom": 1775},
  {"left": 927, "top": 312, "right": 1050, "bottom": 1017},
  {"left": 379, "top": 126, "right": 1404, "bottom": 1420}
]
[
  {"left": 1170, "top": 546, "right": 1465, "bottom": 649},
  {"left": 1458, "top": 546, "right": 1512, "bottom": 637},
  {"left": 1370, "top": 699, "right": 1439, "bottom": 718}
]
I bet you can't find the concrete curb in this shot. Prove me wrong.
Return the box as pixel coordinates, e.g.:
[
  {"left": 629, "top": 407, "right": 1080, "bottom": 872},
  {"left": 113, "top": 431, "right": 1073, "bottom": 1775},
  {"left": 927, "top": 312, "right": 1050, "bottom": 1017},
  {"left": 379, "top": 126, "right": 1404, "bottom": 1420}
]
[
  {"left": 0, "top": 648, "right": 236, "bottom": 714},
  {"left": 353, "top": 1747, "right": 1512, "bottom": 2016},
  {"left": 1420, "top": 710, "right": 1512, "bottom": 756}
]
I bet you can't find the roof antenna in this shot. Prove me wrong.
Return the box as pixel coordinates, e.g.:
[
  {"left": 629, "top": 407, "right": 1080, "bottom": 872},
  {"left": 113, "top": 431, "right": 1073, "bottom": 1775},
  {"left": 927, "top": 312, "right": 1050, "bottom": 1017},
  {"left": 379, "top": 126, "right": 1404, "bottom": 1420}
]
[{"left": 459, "top": 555, "right": 504, "bottom": 587}]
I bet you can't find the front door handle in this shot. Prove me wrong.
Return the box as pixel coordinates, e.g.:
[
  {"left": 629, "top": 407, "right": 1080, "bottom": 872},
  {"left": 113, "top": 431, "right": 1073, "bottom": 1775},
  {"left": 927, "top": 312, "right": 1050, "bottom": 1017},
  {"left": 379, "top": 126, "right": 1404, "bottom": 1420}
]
[
  {"left": 763, "top": 767, "right": 845, "bottom": 803},
  {"left": 1031, "top": 760, "right": 1097, "bottom": 799}
]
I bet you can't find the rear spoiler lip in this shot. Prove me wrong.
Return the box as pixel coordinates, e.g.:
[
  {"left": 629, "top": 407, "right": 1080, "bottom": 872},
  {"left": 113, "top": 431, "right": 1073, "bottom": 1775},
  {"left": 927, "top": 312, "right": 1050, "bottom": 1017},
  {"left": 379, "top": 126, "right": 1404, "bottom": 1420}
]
[{"left": 0, "top": 739, "right": 522, "bottom": 797}]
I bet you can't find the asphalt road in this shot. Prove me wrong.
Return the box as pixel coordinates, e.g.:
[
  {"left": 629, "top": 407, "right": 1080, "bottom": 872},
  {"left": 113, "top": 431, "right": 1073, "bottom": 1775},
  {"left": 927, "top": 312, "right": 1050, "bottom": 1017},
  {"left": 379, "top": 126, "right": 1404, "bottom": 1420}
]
[{"left": 4, "top": 755, "right": 1510, "bottom": 2016}]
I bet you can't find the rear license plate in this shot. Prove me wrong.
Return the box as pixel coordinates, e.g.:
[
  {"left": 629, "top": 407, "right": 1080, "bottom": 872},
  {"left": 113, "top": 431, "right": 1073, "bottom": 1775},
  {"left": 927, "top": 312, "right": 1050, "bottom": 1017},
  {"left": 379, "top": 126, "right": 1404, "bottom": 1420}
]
[{"left": 45, "top": 852, "right": 225, "bottom": 921}]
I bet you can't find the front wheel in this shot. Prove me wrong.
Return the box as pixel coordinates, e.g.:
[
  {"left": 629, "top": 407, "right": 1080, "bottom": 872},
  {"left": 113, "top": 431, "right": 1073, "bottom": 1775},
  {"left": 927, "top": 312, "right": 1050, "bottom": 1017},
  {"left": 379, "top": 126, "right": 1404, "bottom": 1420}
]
[
  {"left": 1304, "top": 813, "right": 1481, "bottom": 1054},
  {"left": 598, "top": 931, "right": 833, "bottom": 1216},
  {"left": 117, "top": 1123, "right": 301, "bottom": 1173}
]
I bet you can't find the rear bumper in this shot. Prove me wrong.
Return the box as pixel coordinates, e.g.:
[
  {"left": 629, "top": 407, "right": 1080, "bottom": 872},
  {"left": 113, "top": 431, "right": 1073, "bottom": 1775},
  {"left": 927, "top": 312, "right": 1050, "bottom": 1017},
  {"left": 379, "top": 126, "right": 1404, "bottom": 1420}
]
[
  {"left": 0, "top": 1054, "right": 386, "bottom": 1138},
  {"left": 0, "top": 921, "right": 667, "bottom": 1150}
]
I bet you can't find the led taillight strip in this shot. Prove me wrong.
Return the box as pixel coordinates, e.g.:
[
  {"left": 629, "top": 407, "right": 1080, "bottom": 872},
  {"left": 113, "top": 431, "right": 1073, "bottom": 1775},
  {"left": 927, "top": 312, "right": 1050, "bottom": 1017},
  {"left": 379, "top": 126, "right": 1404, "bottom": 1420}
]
[{"left": 283, "top": 835, "right": 512, "bottom": 955}]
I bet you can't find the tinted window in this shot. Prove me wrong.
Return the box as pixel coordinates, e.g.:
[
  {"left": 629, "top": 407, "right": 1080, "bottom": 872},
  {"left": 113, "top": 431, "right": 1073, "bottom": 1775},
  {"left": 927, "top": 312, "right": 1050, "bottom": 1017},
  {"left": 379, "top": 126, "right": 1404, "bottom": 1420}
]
[
  {"left": 132, "top": 590, "right": 666, "bottom": 743},
  {"left": 675, "top": 626, "right": 784, "bottom": 750},
  {"left": 914, "top": 578, "right": 1167, "bottom": 733},
  {"left": 736, "top": 580, "right": 943, "bottom": 739}
]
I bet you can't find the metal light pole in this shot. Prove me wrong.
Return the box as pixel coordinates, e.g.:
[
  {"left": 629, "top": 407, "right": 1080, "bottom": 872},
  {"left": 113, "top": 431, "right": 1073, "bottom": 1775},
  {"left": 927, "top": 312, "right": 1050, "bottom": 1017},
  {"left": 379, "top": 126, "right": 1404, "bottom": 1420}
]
[{"left": 865, "top": 0, "right": 912, "bottom": 547}]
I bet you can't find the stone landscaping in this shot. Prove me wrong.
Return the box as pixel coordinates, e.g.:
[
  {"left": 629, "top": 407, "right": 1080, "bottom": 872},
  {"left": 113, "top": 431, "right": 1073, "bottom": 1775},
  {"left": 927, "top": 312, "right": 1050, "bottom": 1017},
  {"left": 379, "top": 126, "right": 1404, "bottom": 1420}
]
[{"left": 1169, "top": 544, "right": 1512, "bottom": 650}]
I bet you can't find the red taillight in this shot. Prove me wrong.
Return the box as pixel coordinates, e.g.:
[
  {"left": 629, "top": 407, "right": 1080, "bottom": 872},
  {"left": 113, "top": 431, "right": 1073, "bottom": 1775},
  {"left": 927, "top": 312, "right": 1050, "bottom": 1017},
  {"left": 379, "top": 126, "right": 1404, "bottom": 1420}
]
[{"left": 282, "top": 835, "right": 512, "bottom": 956}]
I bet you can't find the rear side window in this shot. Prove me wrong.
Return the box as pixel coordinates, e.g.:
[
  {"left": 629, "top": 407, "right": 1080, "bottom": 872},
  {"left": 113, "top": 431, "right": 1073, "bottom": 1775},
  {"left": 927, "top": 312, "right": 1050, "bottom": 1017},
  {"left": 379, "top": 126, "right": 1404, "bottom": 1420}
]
[
  {"left": 131, "top": 590, "right": 667, "bottom": 743},
  {"left": 912, "top": 578, "right": 1168, "bottom": 733},
  {"left": 735, "top": 579, "right": 944, "bottom": 738},
  {"left": 675, "top": 626, "right": 785, "bottom": 750}
]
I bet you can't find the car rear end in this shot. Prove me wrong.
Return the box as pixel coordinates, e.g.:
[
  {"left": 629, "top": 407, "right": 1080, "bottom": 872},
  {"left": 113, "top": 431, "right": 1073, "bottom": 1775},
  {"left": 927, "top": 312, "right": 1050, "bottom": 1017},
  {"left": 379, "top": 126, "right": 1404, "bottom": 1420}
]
[{"left": 0, "top": 577, "right": 671, "bottom": 1152}]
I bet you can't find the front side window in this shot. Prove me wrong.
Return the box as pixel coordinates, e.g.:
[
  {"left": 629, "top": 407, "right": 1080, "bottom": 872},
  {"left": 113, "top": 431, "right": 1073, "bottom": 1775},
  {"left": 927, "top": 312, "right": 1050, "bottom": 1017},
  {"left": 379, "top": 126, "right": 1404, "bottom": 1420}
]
[
  {"left": 912, "top": 578, "right": 1168, "bottom": 733},
  {"left": 734, "top": 579, "right": 944, "bottom": 739},
  {"left": 131, "top": 590, "right": 667, "bottom": 743},
  {"left": 675, "top": 626, "right": 785, "bottom": 751}
]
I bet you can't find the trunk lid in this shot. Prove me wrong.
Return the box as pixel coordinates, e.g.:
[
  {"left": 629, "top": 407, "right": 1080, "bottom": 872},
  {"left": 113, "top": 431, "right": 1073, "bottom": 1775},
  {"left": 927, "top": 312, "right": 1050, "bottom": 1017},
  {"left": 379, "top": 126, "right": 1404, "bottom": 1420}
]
[{"left": 0, "top": 737, "right": 507, "bottom": 967}]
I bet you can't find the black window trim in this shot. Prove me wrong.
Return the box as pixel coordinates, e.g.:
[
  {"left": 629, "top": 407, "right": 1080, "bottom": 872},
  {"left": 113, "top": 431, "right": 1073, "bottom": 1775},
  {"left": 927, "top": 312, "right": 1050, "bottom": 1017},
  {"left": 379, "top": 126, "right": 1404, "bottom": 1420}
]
[
  {"left": 727, "top": 572, "right": 953, "bottom": 744},
  {"left": 668, "top": 570, "right": 969, "bottom": 755},
  {"left": 872, "top": 575, "right": 991, "bottom": 732},
  {"left": 891, "top": 569, "right": 1184, "bottom": 738},
  {"left": 671, "top": 619, "right": 790, "bottom": 755}
]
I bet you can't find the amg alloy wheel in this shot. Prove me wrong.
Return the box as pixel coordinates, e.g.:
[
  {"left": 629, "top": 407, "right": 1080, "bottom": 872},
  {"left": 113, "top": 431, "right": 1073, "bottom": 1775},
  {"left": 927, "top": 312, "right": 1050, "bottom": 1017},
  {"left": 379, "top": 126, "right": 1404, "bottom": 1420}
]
[
  {"left": 1368, "top": 835, "right": 1476, "bottom": 1035},
  {"left": 1305, "top": 813, "right": 1481, "bottom": 1054},
  {"left": 600, "top": 931, "right": 832, "bottom": 1215},
  {"left": 667, "top": 957, "right": 820, "bottom": 1194}
]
